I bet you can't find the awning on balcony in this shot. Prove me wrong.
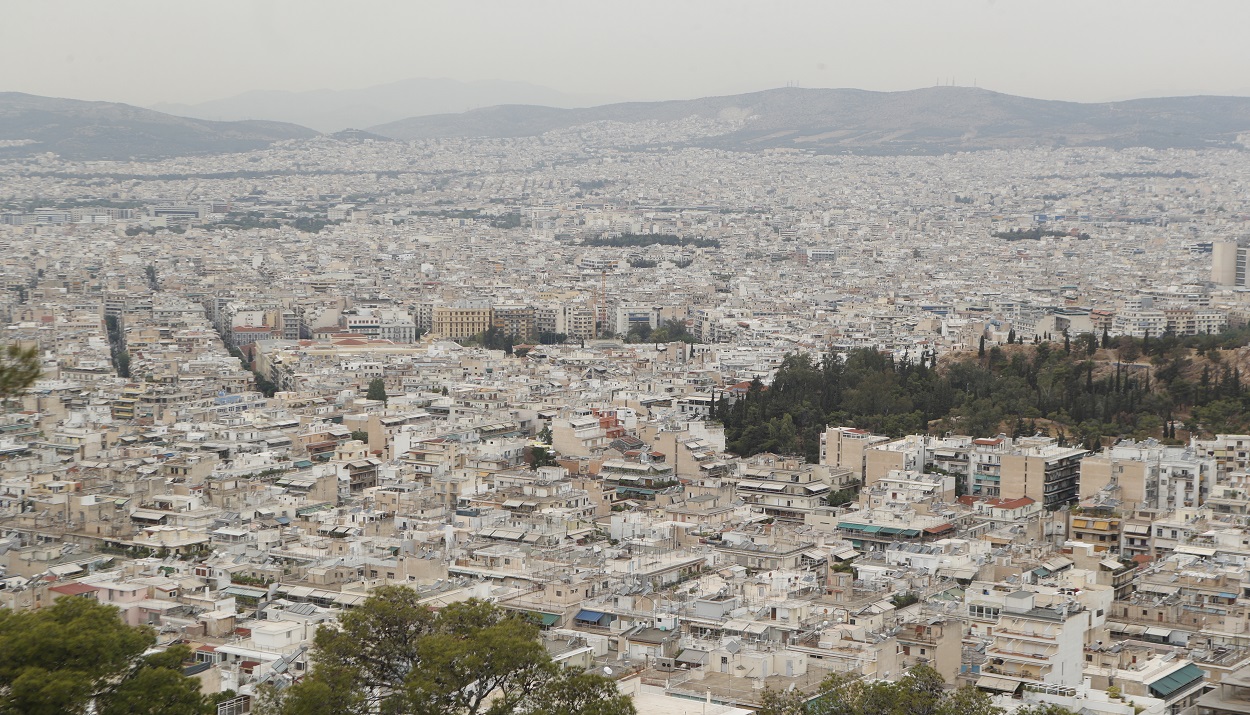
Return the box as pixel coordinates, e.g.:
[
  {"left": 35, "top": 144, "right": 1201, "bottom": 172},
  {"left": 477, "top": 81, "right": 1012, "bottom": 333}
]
[
  {"left": 976, "top": 675, "right": 1024, "bottom": 693},
  {"left": 1148, "top": 663, "right": 1205, "bottom": 699},
  {"left": 676, "top": 649, "right": 708, "bottom": 665},
  {"left": 940, "top": 565, "right": 979, "bottom": 580},
  {"left": 1041, "top": 557, "right": 1073, "bottom": 572}
]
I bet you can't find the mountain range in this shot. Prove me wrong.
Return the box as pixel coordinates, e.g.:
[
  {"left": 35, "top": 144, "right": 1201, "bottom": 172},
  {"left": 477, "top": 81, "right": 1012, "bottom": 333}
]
[
  {"left": 5, "top": 86, "right": 1250, "bottom": 160},
  {"left": 152, "top": 78, "right": 609, "bottom": 133},
  {"left": 0, "top": 92, "right": 315, "bottom": 160},
  {"left": 367, "top": 86, "right": 1250, "bottom": 153}
]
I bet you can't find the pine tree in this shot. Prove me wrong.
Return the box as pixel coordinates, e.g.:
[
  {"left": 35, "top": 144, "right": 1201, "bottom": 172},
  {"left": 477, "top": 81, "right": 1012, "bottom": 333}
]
[
  {"left": 978, "top": 335, "right": 986, "bottom": 358},
  {"left": 366, "top": 377, "right": 387, "bottom": 404}
]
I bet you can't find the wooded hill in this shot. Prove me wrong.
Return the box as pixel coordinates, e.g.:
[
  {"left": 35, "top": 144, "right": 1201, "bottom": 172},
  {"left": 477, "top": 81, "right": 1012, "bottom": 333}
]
[{"left": 717, "top": 329, "right": 1250, "bottom": 464}]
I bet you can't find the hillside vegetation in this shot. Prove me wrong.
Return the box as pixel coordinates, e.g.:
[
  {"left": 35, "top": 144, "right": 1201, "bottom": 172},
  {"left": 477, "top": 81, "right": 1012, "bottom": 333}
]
[{"left": 718, "top": 329, "right": 1250, "bottom": 463}]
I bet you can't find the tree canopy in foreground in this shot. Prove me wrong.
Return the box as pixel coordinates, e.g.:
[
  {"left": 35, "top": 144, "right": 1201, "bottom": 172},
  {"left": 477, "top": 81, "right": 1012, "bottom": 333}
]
[
  {"left": 757, "top": 665, "right": 1074, "bottom": 715},
  {"left": 0, "top": 596, "right": 214, "bottom": 715},
  {"left": 260, "top": 586, "right": 636, "bottom": 715},
  {"left": 0, "top": 343, "right": 40, "bottom": 403}
]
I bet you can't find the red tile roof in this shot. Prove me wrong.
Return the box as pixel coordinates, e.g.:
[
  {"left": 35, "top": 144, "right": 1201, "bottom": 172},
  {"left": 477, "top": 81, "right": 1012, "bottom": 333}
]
[{"left": 49, "top": 582, "right": 99, "bottom": 596}]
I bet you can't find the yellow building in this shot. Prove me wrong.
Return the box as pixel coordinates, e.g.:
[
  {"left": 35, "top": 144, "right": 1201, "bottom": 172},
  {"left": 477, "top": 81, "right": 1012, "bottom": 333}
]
[{"left": 432, "top": 307, "right": 492, "bottom": 340}]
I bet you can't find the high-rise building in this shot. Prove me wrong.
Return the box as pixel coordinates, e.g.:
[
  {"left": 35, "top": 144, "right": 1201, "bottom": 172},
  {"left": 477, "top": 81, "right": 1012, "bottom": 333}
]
[{"left": 1212, "top": 241, "right": 1248, "bottom": 287}]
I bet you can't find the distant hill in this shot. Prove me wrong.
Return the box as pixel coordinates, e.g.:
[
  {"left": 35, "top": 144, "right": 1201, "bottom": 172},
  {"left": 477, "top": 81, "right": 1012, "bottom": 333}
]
[
  {"left": 0, "top": 93, "right": 318, "bottom": 160},
  {"left": 152, "top": 78, "right": 610, "bottom": 133},
  {"left": 329, "top": 128, "right": 393, "bottom": 142},
  {"left": 368, "top": 86, "right": 1250, "bottom": 153}
]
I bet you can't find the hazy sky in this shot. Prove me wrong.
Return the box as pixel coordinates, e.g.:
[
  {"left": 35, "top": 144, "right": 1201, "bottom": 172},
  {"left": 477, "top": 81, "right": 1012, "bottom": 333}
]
[{"left": 4, "top": 0, "right": 1250, "bottom": 106}]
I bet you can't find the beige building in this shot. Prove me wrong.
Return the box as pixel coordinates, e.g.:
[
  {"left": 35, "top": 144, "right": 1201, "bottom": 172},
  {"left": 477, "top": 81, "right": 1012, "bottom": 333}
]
[
  {"left": 997, "top": 438, "right": 1088, "bottom": 510},
  {"left": 820, "top": 426, "right": 888, "bottom": 483},
  {"left": 897, "top": 617, "right": 963, "bottom": 684},
  {"left": 1080, "top": 453, "right": 1150, "bottom": 505},
  {"left": 491, "top": 304, "right": 534, "bottom": 342},
  {"left": 432, "top": 306, "right": 492, "bottom": 340}
]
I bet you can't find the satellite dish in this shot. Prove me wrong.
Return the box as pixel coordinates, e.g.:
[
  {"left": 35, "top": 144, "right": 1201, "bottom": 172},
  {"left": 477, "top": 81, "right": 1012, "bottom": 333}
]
[{"left": 603, "top": 666, "right": 614, "bottom": 676}]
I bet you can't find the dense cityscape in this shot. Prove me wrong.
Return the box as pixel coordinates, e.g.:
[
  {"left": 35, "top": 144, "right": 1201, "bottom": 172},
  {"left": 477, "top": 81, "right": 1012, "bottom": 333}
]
[{"left": 7, "top": 8, "right": 1250, "bottom": 713}]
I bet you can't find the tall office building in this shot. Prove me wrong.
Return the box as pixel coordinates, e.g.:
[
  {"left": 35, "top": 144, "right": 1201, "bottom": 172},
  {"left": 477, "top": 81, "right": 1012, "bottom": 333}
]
[{"left": 1212, "top": 241, "right": 1247, "bottom": 287}]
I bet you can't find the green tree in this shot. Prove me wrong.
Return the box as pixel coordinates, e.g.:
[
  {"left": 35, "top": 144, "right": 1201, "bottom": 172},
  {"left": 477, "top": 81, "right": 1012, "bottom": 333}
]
[
  {"left": 0, "top": 343, "right": 41, "bottom": 404},
  {"left": 934, "top": 686, "right": 1004, "bottom": 715},
  {"left": 649, "top": 318, "right": 698, "bottom": 344},
  {"left": 530, "top": 444, "right": 558, "bottom": 468},
  {"left": 756, "top": 682, "right": 810, "bottom": 715},
  {"left": 1014, "top": 705, "right": 1080, "bottom": 715},
  {"left": 350, "top": 430, "right": 370, "bottom": 443},
  {"left": 759, "top": 665, "right": 1071, "bottom": 715},
  {"left": 366, "top": 377, "right": 388, "bottom": 404},
  {"left": 271, "top": 589, "right": 635, "bottom": 715},
  {"left": 0, "top": 597, "right": 212, "bottom": 715},
  {"left": 1117, "top": 336, "right": 1140, "bottom": 362}
]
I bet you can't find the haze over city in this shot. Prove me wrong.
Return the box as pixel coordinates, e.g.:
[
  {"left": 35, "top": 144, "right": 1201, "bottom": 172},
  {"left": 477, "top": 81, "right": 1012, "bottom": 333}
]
[{"left": 5, "top": 0, "right": 1250, "bottom": 108}]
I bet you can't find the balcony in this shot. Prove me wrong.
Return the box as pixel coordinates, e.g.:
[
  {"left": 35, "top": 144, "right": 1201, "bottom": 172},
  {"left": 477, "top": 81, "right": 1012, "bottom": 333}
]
[
  {"left": 993, "top": 627, "right": 1057, "bottom": 642},
  {"left": 988, "top": 646, "right": 1056, "bottom": 663}
]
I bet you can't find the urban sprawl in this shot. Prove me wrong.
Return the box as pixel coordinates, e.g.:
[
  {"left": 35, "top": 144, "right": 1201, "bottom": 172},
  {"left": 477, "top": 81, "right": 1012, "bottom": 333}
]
[{"left": 5, "top": 125, "right": 1250, "bottom": 715}]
